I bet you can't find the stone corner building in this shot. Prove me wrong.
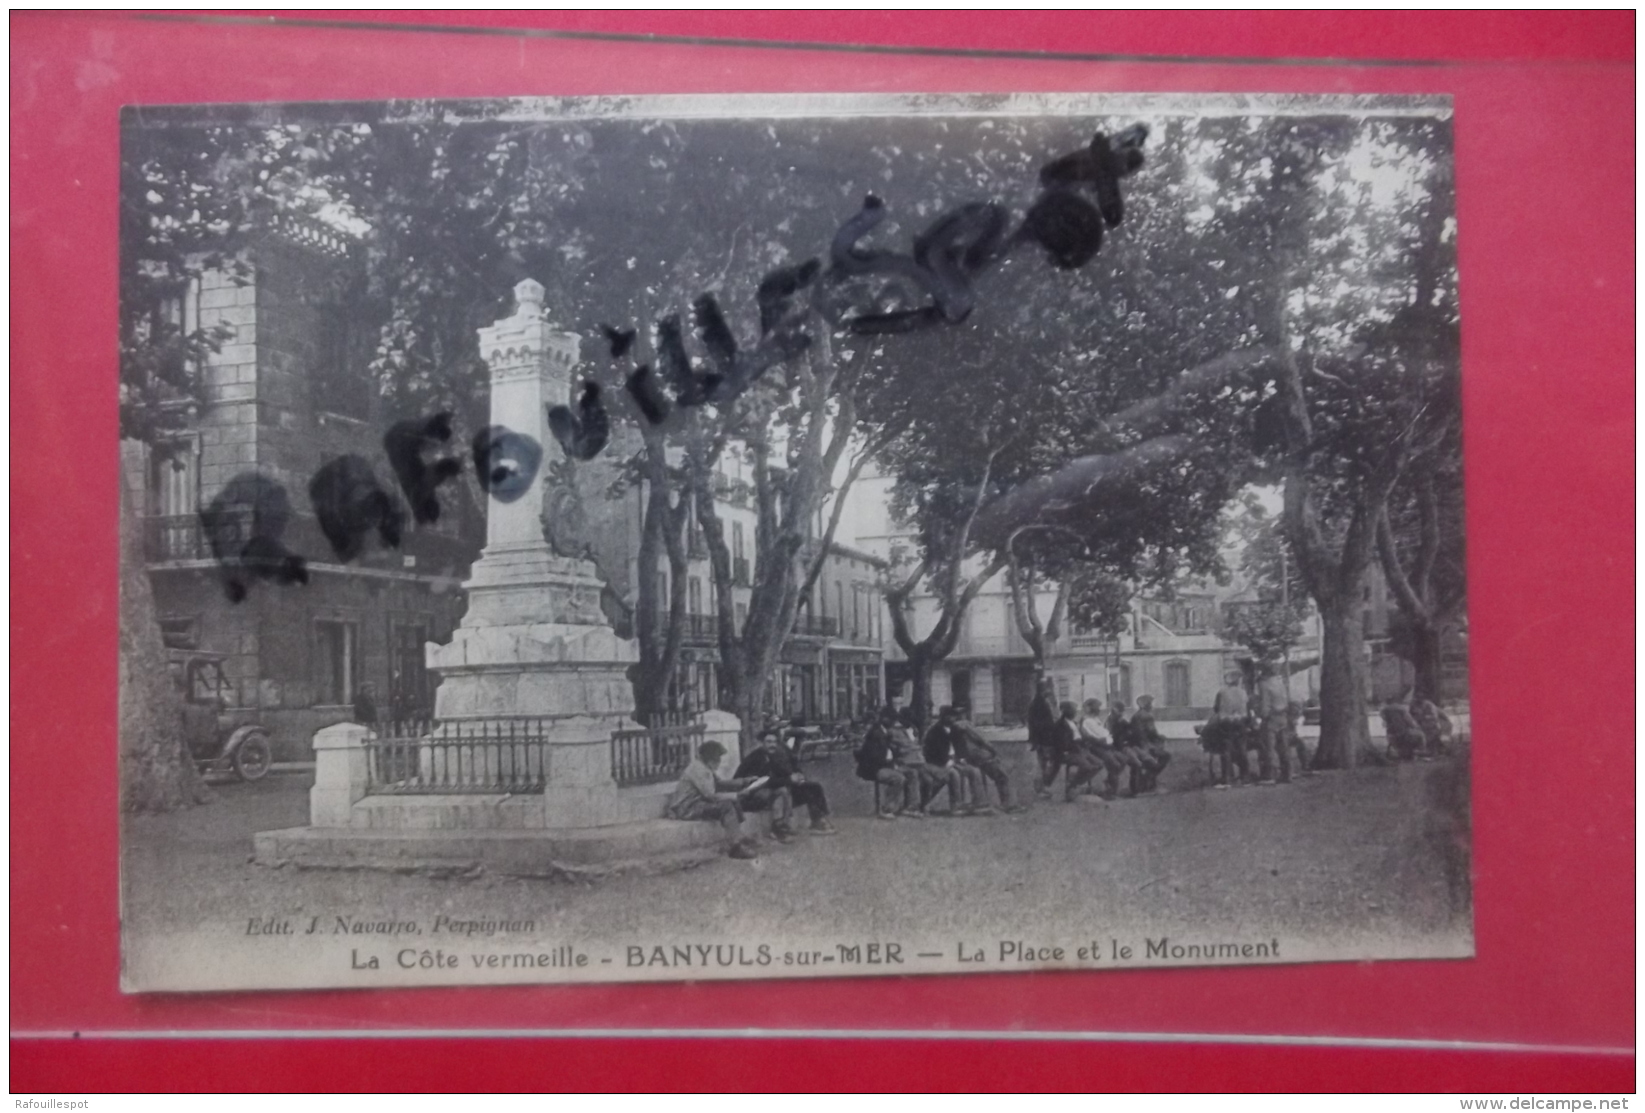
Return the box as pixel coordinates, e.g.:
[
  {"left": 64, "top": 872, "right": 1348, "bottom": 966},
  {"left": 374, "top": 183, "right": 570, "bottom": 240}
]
[{"left": 124, "top": 220, "right": 470, "bottom": 760}]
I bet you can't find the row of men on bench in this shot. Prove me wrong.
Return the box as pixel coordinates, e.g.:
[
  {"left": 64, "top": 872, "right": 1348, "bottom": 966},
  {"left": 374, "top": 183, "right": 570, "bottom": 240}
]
[
  {"left": 1026, "top": 681, "right": 1174, "bottom": 803},
  {"left": 662, "top": 701, "right": 1022, "bottom": 858},
  {"left": 853, "top": 704, "right": 1029, "bottom": 819}
]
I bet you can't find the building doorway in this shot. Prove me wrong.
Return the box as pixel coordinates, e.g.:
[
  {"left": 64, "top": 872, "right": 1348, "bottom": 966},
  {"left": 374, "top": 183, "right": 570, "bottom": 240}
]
[
  {"left": 949, "top": 668, "right": 972, "bottom": 713},
  {"left": 389, "top": 621, "right": 432, "bottom": 720},
  {"left": 999, "top": 662, "right": 1036, "bottom": 722},
  {"left": 1164, "top": 660, "right": 1191, "bottom": 709}
]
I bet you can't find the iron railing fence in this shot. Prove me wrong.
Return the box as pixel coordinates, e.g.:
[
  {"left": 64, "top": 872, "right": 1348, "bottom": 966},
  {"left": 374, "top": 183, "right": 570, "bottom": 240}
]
[
  {"left": 635, "top": 708, "right": 701, "bottom": 730},
  {"left": 364, "top": 718, "right": 553, "bottom": 795},
  {"left": 610, "top": 719, "right": 705, "bottom": 787},
  {"left": 364, "top": 716, "right": 711, "bottom": 794}
]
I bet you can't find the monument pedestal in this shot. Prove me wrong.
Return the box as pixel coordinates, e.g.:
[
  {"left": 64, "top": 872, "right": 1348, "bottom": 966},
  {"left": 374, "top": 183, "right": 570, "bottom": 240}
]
[
  {"left": 429, "top": 544, "right": 641, "bottom": 829},
  {"left": 421, "top": 282, "right": 643, "bottom": 829},
  {"left": 255, "top": 279, "right": 744, "bottom": 872}
]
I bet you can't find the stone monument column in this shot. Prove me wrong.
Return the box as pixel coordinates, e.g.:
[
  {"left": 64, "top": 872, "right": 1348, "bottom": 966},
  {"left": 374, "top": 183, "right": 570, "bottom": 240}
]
[{"left": 427, "top": 279, "right": 640, "bottom": 828}]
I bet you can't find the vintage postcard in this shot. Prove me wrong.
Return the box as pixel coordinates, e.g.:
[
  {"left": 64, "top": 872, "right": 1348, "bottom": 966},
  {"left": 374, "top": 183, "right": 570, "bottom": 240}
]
[{"left": 118, "top": 92, "right": 1471, "bottom": 992}]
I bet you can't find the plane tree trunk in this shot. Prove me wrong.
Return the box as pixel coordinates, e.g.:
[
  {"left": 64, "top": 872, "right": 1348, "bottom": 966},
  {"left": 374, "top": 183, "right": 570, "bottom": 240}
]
[{"left": 120, "top": 476, "right": 208, "bottom": 813}]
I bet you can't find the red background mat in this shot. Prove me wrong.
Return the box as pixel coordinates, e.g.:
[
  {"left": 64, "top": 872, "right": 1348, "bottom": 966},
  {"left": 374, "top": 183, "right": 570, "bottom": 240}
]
[{"left": 11, "top": 10, "right": 1634, "bottom": 1093}]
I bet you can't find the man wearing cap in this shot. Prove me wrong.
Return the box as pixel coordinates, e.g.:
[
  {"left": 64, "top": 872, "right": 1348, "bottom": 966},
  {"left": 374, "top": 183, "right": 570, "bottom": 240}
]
[
  {"left": 950, "top": 705, "right": 1025, "bottom": 812},
  {"left": 1028, "top": 676, "right": 1060, "bottom": 799},
  {"left": 664, "top": 740, "right": 767, "bottom": 859},
  {"left": 1132, "top": 694, "right": 1173, "bottom": 793},
  {"left": 1053, "top": 700, "right": 1105, "bottom": 802},
  {"left": 920, "top": 707, "right": 993, "bottom": 816},
  {"left": 737, "top": 728, "right": 838, "bottom": 835},
  {"left": 885, "top": 706, "right": 963, "bottom": 815},
  {"left": 1207, "top": 670, "right": 1252, "bottom": 788},
  {"left": 855, "top": 706, "right": 923, "bottom": 819},
  {"left": 1107, "top": 697, "right": 1159, "bottom": 797},
  {"left": 1076, "top": 697, "right": 1127, "bottom": 800},
  {"left": 1254, "top": 665, "right": 1292, "bottom": 784}
]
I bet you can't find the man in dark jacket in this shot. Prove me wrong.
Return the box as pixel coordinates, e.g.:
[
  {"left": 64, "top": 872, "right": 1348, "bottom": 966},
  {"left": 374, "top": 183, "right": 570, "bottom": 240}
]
[
  {"left": 856, "top": 706, "right": 923, "bottom": 819},
  {"left": 883, "top": 706, "right": 962, "bottom": 815},
  {"left": 352, "top": 682, "right": 379, "bottom": 727},
  {"left": 1206, "top": 670, "right": 1252, "bottom": 788},
  {"left": 921, "top": 707, "right": 992, "bottom": 816},
  {"left": 947, "top": 705, "right": 1023, "bottom": 812},
  {"left": 1131, "top": 694, "right": 1173, "bottom": 793},
  {"left": 1381, "top": 703, "right": 1427, "bottom": 762},
  {"left": 1028, "top": 678, "right": 1060, "bottom": 798},
  {"left": 737, "top": 729, "right": 838, "bottom": 835},
  {"left": 1107, "top": 697, "right": 1159, "bottom": 797},
  {"left": 1053, "top": 700, "right": 1104, "bottom": 802}
]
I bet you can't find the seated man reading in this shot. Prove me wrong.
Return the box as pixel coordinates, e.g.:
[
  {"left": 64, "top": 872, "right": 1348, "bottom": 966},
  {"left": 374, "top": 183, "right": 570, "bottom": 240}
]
[
  {"left": 736, "top": 728, "right": 838, "bottom": 836},
  {"left": 665, "top": 740, "right": 773, "bottom": 859}
]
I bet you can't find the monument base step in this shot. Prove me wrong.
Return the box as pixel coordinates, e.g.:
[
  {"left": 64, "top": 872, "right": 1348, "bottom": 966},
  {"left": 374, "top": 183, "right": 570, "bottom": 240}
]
[
  {"left": 252, "top": 814, "right": 775, "bottom": 879},
  {"left": 341, "top": 783, "right": 676, "bottom": 830},
  {"left": 348, "top": 794, "right": 540, "bottom": 830}
]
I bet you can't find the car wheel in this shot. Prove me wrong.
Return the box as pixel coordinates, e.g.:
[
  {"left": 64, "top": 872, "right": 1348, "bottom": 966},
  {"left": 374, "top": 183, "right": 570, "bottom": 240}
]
[{"left": 233, "top": 733, "right": 273, "bottom": 781}]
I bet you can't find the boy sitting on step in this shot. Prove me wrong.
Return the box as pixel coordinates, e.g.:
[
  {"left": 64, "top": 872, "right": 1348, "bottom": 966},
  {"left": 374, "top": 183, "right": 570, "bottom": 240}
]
[{"left": 665, "top": 740, "right": 777, "bottom": 859}]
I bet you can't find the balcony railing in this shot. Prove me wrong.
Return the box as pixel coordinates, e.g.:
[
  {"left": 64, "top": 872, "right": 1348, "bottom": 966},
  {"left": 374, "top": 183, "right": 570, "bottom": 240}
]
[
  {"left": 681, "top": 613, "right": 720, "bottom": 642},
  {"left": 144, "top": 514, "right": 226, "bottom": 562},
  {"left": 144, "top": 512, "right": 473, "bottom": 571},
  {"left": 792, "top": 614, "right": 840, "bottom": 638}
]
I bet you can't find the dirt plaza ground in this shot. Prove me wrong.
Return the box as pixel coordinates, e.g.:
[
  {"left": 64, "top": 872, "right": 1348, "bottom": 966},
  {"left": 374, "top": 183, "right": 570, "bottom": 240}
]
[{"left": 122, "top": 733, "right": 1473, "bottom": 982}]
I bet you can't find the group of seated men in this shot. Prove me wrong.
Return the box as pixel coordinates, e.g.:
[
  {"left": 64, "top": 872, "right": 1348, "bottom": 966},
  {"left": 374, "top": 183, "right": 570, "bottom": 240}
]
[
  {"left": 1028, "top": 681, "right": 1173, "bottom": 803},
  {"left": 670, "top": 685, "right": 1195, "bottom": 853},
  {"left": 853, "top": 704, "right": 1027, "bottom": 819},
  {"left": 1381, "top": 698, "right": 1455, "bottom": 762},
  {"left": 663, "top": 730, "right": 838, "bottom": 859}
]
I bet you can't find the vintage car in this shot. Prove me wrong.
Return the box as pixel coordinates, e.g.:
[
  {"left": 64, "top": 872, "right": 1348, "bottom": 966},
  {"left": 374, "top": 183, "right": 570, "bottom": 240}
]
[{"left": 167, "top": 650, "right": 273, "bottom": 781}]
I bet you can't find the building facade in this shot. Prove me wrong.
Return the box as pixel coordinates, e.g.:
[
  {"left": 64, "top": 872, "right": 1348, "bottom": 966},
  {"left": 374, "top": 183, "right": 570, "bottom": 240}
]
[
  {"left": 127, "top": 224, "right": 471, "bottom": 760},
  {"left": 845, "top": 471, "right": 1335, "bottom": 725}
]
